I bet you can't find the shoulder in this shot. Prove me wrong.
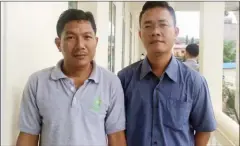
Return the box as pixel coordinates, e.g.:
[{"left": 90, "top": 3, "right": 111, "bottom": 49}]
[
  {"left": 27, "top": 67, "right": 55, "bottom": 85},
  {"left": 118, "top": 61, "right": 142, "bottom": 80},
  {"left": 96, "top": 65, "right": 122, "bottom": 86},
  {"left": 178, "top": 61, "right": 206, "bottom": 90}
]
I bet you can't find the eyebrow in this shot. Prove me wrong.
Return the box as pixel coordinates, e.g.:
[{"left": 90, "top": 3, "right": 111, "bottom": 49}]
[
  {"left": 83, "top": 32, "right": 94, "bottom": 35},
  {"left": 65, "top": 31, "right": 75, "bottom": 35},
  {"left": 65, "top": 31, "right": 94, "bottom": 35},
  {"left": 143, "top": 19, "right": 168, "bottom": 25}
]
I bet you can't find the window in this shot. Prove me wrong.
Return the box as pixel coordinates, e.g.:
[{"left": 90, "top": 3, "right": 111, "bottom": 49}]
[
  {"left": 129, "top": 13, "right": 133, "bottom": 65},
  {"left": 68, "top": 2, "right": 78, "bottom": 9},
  {"left": 108, "top": 2, "right": 116, "bottom": 72},
  {"left": 121, "top": 3, "right": 125, "bottom": 68},
  {"left": 222, "top": 9, "right": 239, "bottom": 124}
]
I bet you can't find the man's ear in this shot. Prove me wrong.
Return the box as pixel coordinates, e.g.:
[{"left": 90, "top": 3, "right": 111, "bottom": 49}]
[
  {"left": 174, "top": 27, "right": 179, "bottom": 38},
  {"left": 139, "top": 30, "right": 142, "bottom": 39},
  {"left": 55, "top": 37, "right": 61, "bottom": 52}
]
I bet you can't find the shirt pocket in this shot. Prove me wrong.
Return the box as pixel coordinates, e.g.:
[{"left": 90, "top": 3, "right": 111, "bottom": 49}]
[{"left": 162, "top": 98, "right": 192, "bottom": 131}]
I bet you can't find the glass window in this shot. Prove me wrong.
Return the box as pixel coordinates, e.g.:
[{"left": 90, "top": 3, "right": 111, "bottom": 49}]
[
  {"left": 222, "top": 8, "right": 239, "bottom": 124},
  {"left": 129, "top": 13, "right": 133, "bottom": 65},
  {"left": 108, "top": 2, "right": 116, "bottom": 72},
  {"left": 68, "top": 2, "right": 78, "bottom": 9},
  {"left": 129, "top": 31, "right": 132, "bottom": 65},
  {"left": 121, "top": 3, "right": 125, "bottom": 68}
]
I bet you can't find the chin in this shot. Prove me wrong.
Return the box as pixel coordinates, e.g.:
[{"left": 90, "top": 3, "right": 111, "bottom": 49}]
[
  {"left": 73, "top": 59, "right": 90, "bottom": 67},
  {"left": 150, "top": 47, "right": 168, "bottom": 53}
]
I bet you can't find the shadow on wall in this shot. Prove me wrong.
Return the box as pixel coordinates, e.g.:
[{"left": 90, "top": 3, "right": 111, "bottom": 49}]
[{"left": 11, "top": 86, "right": 22, "bottom": 145}]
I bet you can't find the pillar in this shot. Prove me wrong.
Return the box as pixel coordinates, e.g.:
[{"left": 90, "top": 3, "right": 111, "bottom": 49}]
[{"left": 199, "top": 2, "right": 225, "bottom": 110}]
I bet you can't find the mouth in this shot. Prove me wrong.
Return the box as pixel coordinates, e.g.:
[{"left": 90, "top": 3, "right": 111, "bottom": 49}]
[
  {"left": 73, "top": 54, "right": 87, "bottom": 59},
  {"left": 150, "top": 40, "right": 165, "bottom": 44}
]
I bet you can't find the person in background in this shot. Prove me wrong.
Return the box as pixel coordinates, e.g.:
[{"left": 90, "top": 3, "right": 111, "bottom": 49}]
[
  {"left": 16, "top": 9, "right": 126, "bottom": 146},
  {"left": 183, "top": 43, "right": 199, "bottom": 71},
  {"left": 118, "top": 1, "right": 216, "bottom": 146}
]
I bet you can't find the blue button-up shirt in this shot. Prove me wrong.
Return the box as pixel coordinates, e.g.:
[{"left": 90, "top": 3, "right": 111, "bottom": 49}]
[{"left": 118, "top": 56, "right": 216, "bottom": 146}]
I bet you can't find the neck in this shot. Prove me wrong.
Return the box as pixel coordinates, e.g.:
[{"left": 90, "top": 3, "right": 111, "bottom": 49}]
[
  {"left": 147, "top": 52, "right": 172, "bottom": 77},
  {"left": 62, "top": 61, "right": 93, "bottom": 82}
]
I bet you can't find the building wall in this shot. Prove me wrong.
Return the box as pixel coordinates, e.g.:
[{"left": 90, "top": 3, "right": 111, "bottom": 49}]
[
  {"left": 1, "top": 2, "right": 68, "bottom": 145},
  {"left": 224, "top": 23, "right": 238, "bottom": 41}
]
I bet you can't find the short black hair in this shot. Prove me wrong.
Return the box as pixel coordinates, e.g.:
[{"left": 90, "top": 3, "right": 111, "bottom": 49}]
[
  {"left": 139, "top": 1, "right": 176, "bottom": 27},
  {"left": 185, "top": 44, "right": 199, "bottom": 57},
  {"left": 56, "top": 9, "right": 97, "bottom": 37}
]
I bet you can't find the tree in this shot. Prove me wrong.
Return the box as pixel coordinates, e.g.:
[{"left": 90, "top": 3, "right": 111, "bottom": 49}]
[
  {"left": 185, "top": 35, "right": 189, "bottom": 45},
  {"left": 190, "top": 37, "right": 195, "bottom": 44},
  {"left": 223, "top": 40, "right": 236, "bottom": 63}
]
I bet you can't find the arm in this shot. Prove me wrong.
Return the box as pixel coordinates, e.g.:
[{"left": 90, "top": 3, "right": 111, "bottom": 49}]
[
  {"left": 16, "top": 132, "right": 39, "bottom": 146},
  {"left": 194, "top": 132, "right": 211, "bottom": 146},
  {"left": 190, "top": 76, "right": 217, "bottom": 146},
  {"left": 16, "top": 74, "right": 42, "bottom": 146},
  {"left": 105, "top": 76, "right": 126, "bottom": 146},
  {"left": 108, "top": 131, "right": 127, "bottom": 146}
]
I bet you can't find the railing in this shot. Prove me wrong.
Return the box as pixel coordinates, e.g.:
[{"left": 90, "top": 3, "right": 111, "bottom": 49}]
[
  {"left": 208, "top": 135, "right": 221, "bottom": 146},
  {"left": 208, "top": 109, "right": 239, "bottom": 146}
]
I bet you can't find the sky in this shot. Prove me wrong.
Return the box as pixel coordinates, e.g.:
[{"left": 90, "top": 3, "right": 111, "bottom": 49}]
[{"left": 176, "top": 11, "right": 238, "bottom": 39}]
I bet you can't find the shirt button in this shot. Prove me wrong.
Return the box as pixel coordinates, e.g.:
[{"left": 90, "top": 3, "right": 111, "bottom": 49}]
[
  {"left": 154, "top": 141, "right": 157, "bottom": 145},
  {"left": 71, "top": 86, "right": 75, "bottom": 92}
]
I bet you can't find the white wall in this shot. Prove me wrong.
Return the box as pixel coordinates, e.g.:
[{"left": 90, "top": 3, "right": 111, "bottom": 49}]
[{"left": 1, "top": 2, "right": 68, "bottom": 145}]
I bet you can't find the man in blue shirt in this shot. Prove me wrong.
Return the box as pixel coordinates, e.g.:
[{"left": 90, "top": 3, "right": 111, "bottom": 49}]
[{"left": 118, "top": 1, "right": 216, "bottom": 146}]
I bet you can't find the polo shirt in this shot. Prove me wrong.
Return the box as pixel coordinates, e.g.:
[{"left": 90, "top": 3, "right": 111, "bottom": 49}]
[{"left": 19, "top": 59, "right": 125, "bottom": 146}]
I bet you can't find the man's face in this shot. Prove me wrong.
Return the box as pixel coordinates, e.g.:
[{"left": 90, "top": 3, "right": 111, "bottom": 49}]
[
  {"left": 139, "top": 7, "right": 179, "bottom": 56},
  {"left": 55, "top": 20, "right": 98, "bottom": 68}
]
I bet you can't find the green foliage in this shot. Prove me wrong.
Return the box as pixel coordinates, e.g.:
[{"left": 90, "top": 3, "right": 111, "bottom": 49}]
[
  {"left": 223, "top": 40, "right": 236, "bottom": 63},
  {"left": 222, "top": 80, "right": 239, "bottom": 124}
]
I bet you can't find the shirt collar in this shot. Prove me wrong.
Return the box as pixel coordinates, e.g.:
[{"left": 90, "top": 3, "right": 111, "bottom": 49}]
[
  {"left": 185, "top": 58, "right": 197, "bottom": 63},
  {"left": 140, "top": 56, "right": 178, "bottom": 82},
  {"left": 51, "top": 59, "right": 100, "bottom": 83}
]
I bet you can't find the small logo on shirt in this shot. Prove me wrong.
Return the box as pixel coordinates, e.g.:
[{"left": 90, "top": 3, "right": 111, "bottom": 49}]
[{"left": 92, "top": 97, "right": 102, "bottom": 112}]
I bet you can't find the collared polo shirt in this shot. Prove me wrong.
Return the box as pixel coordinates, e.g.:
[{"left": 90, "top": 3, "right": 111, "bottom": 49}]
[
  {"left": 183, "top": 59, "right": 199, "bottom": 71},
  {"left": 19, "top": 60, "right": 125, "bottom": 146},
  {"left": 118, "top": 56, "right": 216, "bottom": 146}
]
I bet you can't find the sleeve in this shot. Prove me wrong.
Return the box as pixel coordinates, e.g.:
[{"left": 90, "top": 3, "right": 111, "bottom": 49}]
[
  {"left": 19, "top": 74, "right": 42, "bottom": 135},
  {"left": 190, "top": 75, "right": 217, "bottom": 132},
  {"left": 105, "top": 76, "right": 126, "bottom": 135}
]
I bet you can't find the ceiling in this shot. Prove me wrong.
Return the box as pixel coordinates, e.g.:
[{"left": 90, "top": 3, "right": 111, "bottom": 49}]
[{"left": 129, "top": 2, "right": 239, "bottom": 12}]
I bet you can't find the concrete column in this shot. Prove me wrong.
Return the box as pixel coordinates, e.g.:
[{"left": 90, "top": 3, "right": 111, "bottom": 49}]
[
  {"left": 234, "top": 11, "right": 239, "bottom": 117},
  {"left": 114, "top": 2, "right": 123, "bottom": 73},
  {"left": 132, "top": 11, "right": 139, "bottom": 62},
  {"left": 199, "top": 2, "right": 225, "bottom": 110}
]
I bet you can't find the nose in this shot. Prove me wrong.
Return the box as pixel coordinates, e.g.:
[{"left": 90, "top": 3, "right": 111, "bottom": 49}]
[
  {"left": 75, "top": 37, "right": 85, "bottom": 50},
  {"left": 151, "top": 27, "right": 161, "bottom": 37}
]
